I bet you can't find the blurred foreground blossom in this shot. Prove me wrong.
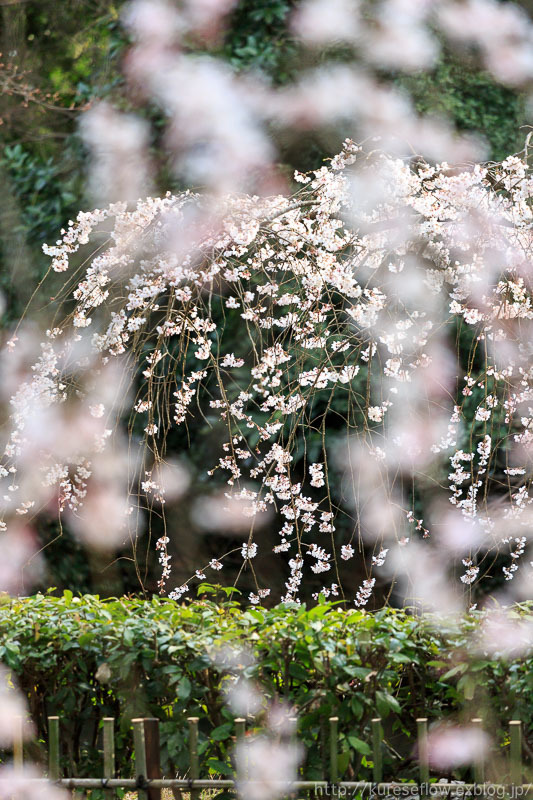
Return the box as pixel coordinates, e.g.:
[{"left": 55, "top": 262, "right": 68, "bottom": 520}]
[
  {"left": 214, "top": 649, "right": 300, "bottom": 800},
  {"left": 67, "top": 483, "right": 135, "bottom": 551},
  {"left": 123, "top": 0, "right": 237, "bottom": 42},
  {"left": 291, "top": 0, "right": 360, "bottom": 45},
  {"left": 477, "top": 608, "right": 533, "bottom": 658},
  {"left": 431, "top": 505, "right": 485, "bottom": 555},
  {"left": 0, "top": 667, "right": 33, "bottom": 747},
  {"left": 122, "top": 0, "right": 275, "bottom": 195},
  {"left": 438, "top": 0, "right": 533, "bottom": 86},
  {"left": 191, "top": 489, "right": 272, "bottom": 533},
  {"left": 389, "top": 542, "right": 464, "bottom": 615},
  {"left": 142, "top": 459, "right": 190, "bottom": 506},
  {"left": 0, "top": 526, "right": 42, "bottom": 595},
  {"left": 80, "top": 102, "right": 152, "bottom": 205},
  {"left": 211, "top": 645, "right": 256, "bottom": 673},
  {"left": 222, "top": 678, "right": 263, "bottom": 716},
  {"left": 0, "top": 767, "right": 67, "bottom": 800},
  {"left": 425, "top": 723, "right": 491, "bottom": 770},
  {"left": 363, "top": 0, "right": 438, "bottom": 72},
  {"left": 122, "top": 0, "right": 184, "bottom": 45},
  {"left": 236, "top": 737, "right": 303, "bottom": 800}
]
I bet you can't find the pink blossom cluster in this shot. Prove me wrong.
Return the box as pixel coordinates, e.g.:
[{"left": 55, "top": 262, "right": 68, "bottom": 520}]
[{"left": 2, "top": 140, "right": 533, "bottom": 609}]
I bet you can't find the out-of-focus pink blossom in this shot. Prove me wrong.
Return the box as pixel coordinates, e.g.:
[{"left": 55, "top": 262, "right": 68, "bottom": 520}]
[
  {"left": 146, "top": 459, "right": 190, "bottom": 505},
  {"left": 68, "top": 484, "right": 134, "bottom": 550},
  {"left": 80, "top": 102, "right": 152, "bottom": 205},
  {"left": 236, "top": 737, "right": 302, "bottom": 800},
  {"left": 0, "top": 767, "right": 68, "bottom": 800},
  {"left": 0, "top": 527, "right": 42, "bottom": 595},
  {"left": 0, "top": 668, "right": 33, "bottom": 747},
  {"left": 477, "top": 608, "right": 533, "bottom": 658},
  {"left": 425, "top": 723, "right": 491, "bottom": 769},
  {"left": 223, "top": 678, "right": 263, "bottom": 716},
  {"left": 291, "top": 0, "right": 360, "bottom": 44},
  {"left": 124, "top": 45, "right": 274, "bottom": 193},
  {"left": 438, "top": 0, "right": 533, "bottom": 86},
  {"left": 122, "top": 0, "right": 184, "bottom": 45},
  {"left": 390, "top": 542, "right": 464, "bottom": 615},
  {"left": 191, "top": 490, "right": 272, "bottom": 533},
  {"left": 364, "top": 18, "right": 437, "bottom": 72},
  {"left": 433, "top": 505, "right": 485, "bottom": 554}
]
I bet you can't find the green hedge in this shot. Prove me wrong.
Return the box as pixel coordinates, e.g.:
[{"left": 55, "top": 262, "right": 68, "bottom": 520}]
[{"left": 0, "top": 590, "right": 531, "bottom": 783}]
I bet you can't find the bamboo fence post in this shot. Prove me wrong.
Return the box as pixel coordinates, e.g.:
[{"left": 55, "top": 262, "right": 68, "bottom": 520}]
[
  {"left": 235, "top": 718, "right": 247, "bottom": 780},
  {"left": 25, "top": 708, "right": 532, "bottom": 798},
  {"left": 102, "top": 718, "right": 115, "bottom": 800},
  {"left": 188, "top": 717, "right": 200, "bottom": 800},
  {"left": 289, "top": 716, "right": 298, "bottom": 772},
  {"left": 416, "top": 718, "right": 429, "bottom": 788},
  {"left": 371, "top": 718, "right": 383, "bottom": 783},
  {"left": 320, "top": 715, "right": 327, "bottom": 780},
  {"left": 143, "top": 718, "right": 161, "bottom": 800},
  {"left": 329, "top": 716, "right": 339, "bottom": 785},
  {"left": 133, "top": 718, "right": 148, "bottom": 800},
  {"left": 509, "top": 720, "right": 522, "bottom": 787},
  {"left": 235, "top": 718, "right": 246, "bottom": 741},
  {"left": 48, "top": 716, "right": 60, "bottom": 780},
  {"left": 471, "top": 718, "right": 485, "bottom": 785},
  {"left": 13, "top": 715, "right": 23, "bottom": 772}
]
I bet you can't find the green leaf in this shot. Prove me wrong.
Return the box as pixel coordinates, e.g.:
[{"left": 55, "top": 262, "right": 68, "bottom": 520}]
[
  {"left": 197, "top": 583, "right": 217, "bottom": 596},
  {"left": 376, "top": 691, "right": 401, "bottom": 717},
  {"left": 220, "top": 586, "right": 242, "bottom": 597},
  {"left": 177, "top": 676, "right": 191, "bottom": 700},
  {"left": 123, "top": 629, "right": 134, "bottom": 647},
  {"left": 350, "top": 697, "right": 364, "bottom": 719},
  {"left": 206, "top": 758, "right": 234, "bottom": 776},
  {"left": 442, "top": 663, "right": 467, "bottom": 681},
  {"left": 246, "top": 608, "right": 265, "bottom": 623},
  {"left": 390, "top": 653, "right": 413, "bottom": 664},
  {"left": 348, "top": 735, "right": 371, "bottom": 755},
  {"left": 211, "top": 722, "right": 233, "bottom": 741},
  {"left": 289, "top": 662, "right": 309, "bottom": 680},
  {"left": 457, "top": 675, "right": 475, "bottom": 700}
]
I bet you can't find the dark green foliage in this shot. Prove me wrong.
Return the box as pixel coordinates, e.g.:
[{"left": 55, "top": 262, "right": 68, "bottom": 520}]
[
  {"left": 224, "top": 0, "right": 297, "bottom": 82},
  {"left": 399, "top": 51, "right": 525, "bottom": 161},
  {"left": 0, "top": 142, "right": 82, "bottom": 323},
  {"left": 1, "top": 144, "right": 79, "bottom": 245},
  {"left": 1, "top": 592, "right": 531, "bottom": 781},
  {"left": 18, "top": 1, "right": 123, "bottom": 110},
  {"left": 0, "top": 1, "right": 124, "bottom": 322}
]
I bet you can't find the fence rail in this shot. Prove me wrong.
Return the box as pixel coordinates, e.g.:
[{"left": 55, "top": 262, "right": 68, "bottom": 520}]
[
  {"left": 3, "top": 780, "right": 533, "bottom": 793},
  {"left": 4, "top": 714, "right": 531, "bottom": 797}
]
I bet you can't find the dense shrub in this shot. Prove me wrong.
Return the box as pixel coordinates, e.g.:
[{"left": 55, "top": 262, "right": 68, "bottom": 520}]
[{"left": 0, "top": 591, "right": 531, "bottom": 783}]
